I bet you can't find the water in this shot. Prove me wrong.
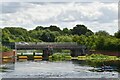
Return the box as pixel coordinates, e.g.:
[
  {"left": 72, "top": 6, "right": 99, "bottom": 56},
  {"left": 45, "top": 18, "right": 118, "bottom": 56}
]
[{"left": 0, "top": 60, "right": 119, "bottom": 78}]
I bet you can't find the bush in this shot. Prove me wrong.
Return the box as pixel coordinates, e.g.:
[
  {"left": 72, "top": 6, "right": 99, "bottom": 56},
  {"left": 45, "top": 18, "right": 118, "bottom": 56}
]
[
  {"left": 86, "top": 54, "right": 119, "bottom": 61},
  {"left": 0, "top": 46, "right": 11, "bottom": 52},
  {"left": 49, "top": 53, "right": 71, "bottom": 61}
]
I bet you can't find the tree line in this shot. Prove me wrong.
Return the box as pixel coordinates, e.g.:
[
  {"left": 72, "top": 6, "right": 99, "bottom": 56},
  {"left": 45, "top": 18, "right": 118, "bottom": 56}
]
[{"left": 1, "top": 24, "right": 120, "bottom": 51}]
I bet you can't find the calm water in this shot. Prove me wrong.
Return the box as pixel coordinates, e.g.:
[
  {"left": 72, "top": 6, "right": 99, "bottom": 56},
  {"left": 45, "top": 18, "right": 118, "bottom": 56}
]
[{"left": 0, "top": 60, "right": 119, "bottom": 78}]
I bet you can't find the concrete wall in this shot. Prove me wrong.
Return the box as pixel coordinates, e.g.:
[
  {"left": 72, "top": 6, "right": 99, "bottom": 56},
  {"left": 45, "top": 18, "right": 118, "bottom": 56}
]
[
  {"left": 0, "top": 51, "right": 16, "bottom": 64},
  {"left": 0, "top": 51, "right": 14, "bottom": 57}
]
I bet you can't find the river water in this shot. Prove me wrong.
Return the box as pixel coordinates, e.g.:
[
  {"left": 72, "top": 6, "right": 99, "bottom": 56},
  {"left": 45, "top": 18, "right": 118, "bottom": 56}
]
[{"left": 0, "top": 60, "right": 119, "bottom": 78}]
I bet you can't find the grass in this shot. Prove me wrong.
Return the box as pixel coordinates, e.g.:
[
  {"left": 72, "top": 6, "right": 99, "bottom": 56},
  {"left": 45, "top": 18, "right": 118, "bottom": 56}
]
[
  {"left": 49, "top": 53, "right": 71, "bottom": 61},
  {"left": 17, "top": 52, "right": 120, "bottom": 61},
  {"left": 85, "top": 54, "right": 120, "bottom": 61},
  {"left": 49, "top": 53, "right": 120, "bottom": 61}
]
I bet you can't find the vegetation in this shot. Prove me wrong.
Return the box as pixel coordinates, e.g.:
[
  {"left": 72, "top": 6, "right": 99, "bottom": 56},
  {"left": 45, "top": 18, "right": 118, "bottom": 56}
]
[
  {"left": 1, "top": 24, "right": 120, "bottom": 52},
  {"left": 49, "top": 53, "right": 120, "bottom": 61},
  {"left": 0, "top": 43, "right": 11, "bottom": 52},
  {"left": 114, "top": 30, "right": 120, "bottom": 38},
  {"left": 49, "top": 53, "right": 71, "bottom": 61},
  {"left": 85, "top": 54, "right": 120, "bottom": 61}
]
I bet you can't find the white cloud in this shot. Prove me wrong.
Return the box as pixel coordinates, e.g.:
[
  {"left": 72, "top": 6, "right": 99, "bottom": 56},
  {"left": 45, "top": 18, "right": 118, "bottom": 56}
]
[
  {"left": 0, "top": 2, "right": 118, "bottom": 35},
  {"left": 1, "top": 0, "right": 119, "bottom": 2}
]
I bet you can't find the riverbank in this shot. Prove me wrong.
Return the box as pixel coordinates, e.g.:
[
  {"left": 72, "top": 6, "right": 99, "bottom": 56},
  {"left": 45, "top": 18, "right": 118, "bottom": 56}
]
[
  {"left": 49, "top": 53, "right": 71, "bottom": 61},
  {"left": 2, "top": 52, "right": 119, "bottom": 61},
  {"left": 49, "top": 53, "right": 120, "bottom": 61},
  {"left": 81, "top": 54, "right": 120, "bottom": 61}
]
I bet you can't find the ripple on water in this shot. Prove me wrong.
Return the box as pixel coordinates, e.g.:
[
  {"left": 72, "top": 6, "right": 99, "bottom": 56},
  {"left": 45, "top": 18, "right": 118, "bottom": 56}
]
[{"left": 1, "top": 61, "right": 119, "bottom": 78}]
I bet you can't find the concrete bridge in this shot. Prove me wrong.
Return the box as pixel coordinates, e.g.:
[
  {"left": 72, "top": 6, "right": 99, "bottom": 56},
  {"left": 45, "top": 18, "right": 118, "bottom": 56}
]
[
  {"left": 15, "top": 42, "right": 87, "bottom": 59},
  {"left": 2, "top": 42, "right": 87, "bottom": 60}
]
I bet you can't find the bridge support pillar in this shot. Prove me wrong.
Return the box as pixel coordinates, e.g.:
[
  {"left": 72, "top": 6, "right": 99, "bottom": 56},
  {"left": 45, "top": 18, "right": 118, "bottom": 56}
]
[
  {"left": 13, "top": 50, "right": 17, "bottom": 63},
  {"left": 42, "top": 49, "right": 50, "bottom": 60},
  {"left": 71, "top": 49, "right": 82, "bottom": 57}
]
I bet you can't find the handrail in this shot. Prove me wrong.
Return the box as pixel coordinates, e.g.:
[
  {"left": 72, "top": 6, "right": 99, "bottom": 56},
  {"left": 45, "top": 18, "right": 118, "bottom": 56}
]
[{"left": 15, "top": 42, "right": 78, "bottom": 46}]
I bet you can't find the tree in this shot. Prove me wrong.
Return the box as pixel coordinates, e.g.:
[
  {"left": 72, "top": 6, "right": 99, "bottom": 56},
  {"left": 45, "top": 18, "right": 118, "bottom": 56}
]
[
  {"left": 2, "top": 27, "right": 30, "bottom": 42},
  {"left": 77, "top": 35, "right": 87, "bottom": 45},
  {"left": 95, "top": 36, "right": 105, "bottom": 50},
  {"left": 2, "top": 29, "right": 14, "bottom": 42},
  {"left": 85, "top": 30, "right": 94, "bottom": 36},
  {"left": 35, "top": 26, "right": 44, "bottom": 30},
  {"left": 114, "top": 30, "right": 120, "bottom": 38},
  {"left": 62, "top": 28, "right": 71, "bottom": 35},
  {"left": 49, "top": 25, "right": 61, "bottom": 32},
  {"left": 95, "top": 30, "right": 110, "bottom": 36},
  {"left": 55, "top": 35, "right": 73, "bottom": 42},
  {"left": 1, "top": 25, "right": 120, "bottom": 52},
  {"left": 0, "top": 43, "right": 11, "bottom": 52},
  {"left": 40, "top": 30, "right": 56, "bottom": 42},
  {"left": 71, "top": 24, "right": 93, "bottom": 35}
]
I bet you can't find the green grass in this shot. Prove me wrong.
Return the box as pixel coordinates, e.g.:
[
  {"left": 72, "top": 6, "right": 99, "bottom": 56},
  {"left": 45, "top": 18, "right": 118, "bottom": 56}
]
[
  {"left": 49, "top": 53, "right": 120, "bottom": 61},
  {"left": 85, "top": 54, "right": 120, "bottom": 61},
  {"left": 49, "top": 53, "right": 71, "bottom": 61}
]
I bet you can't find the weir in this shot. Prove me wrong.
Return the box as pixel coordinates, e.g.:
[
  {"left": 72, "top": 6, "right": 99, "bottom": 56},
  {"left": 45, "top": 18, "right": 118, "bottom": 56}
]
[
  {"left": 3, "top": 42, "right": 87, "bottom": 60},
  {"left": 15, "top": 42, "right": 87, "bottom": 60}
]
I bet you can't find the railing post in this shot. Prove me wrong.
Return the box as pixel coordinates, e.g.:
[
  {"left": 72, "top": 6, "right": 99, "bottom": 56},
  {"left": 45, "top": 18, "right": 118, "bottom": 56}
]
[{"left": 13, "top": 50, "right": 17, "bottom": 63}]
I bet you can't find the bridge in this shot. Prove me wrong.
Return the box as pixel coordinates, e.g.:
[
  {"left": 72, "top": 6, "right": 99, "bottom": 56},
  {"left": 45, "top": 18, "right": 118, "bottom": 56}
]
[
  {"left": 2, "top": 42, "right": 87, "bottom": 60},
  {"left": 15, "top": 42, "right": 87, "bottom": 59}
]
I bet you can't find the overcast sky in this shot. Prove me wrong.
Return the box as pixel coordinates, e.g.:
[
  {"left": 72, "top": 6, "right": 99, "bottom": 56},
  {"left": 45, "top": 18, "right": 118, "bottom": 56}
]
[{"left": 0, "top": 0, "right": 119, "bottom": 35}]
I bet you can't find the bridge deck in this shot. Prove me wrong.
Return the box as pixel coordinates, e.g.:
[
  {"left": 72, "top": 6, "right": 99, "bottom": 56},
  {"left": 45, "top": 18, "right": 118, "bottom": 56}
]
[{"left": 15, "top": 42, "right": 85, "bottom": 50}]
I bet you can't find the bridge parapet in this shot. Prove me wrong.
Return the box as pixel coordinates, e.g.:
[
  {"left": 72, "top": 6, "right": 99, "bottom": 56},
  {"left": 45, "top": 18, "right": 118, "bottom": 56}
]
[
  {"left": 15, "top": 42, "right": 78, "bottom": 46},
  {"left": 15, "top": 42, "right": 86, "bottom": 50},
  {"left": 15, "top": 42, "right": 87, "bottom": 59}
]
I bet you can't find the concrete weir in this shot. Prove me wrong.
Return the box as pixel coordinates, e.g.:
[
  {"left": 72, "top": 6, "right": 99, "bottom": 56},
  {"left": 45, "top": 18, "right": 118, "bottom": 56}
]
[{"left": 5, "top": 42, "right": 87, "bottom": 60}]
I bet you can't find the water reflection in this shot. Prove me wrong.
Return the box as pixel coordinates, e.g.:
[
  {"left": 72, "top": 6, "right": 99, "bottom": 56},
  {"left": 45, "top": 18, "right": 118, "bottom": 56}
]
[{"left": 0, "top": 58, "right": 15, "bottom": 73}]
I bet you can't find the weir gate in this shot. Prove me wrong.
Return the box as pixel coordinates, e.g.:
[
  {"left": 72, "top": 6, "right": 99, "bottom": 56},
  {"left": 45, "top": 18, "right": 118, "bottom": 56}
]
[{"left": 15, "top": 42, "right": 86, "bottom": 60}]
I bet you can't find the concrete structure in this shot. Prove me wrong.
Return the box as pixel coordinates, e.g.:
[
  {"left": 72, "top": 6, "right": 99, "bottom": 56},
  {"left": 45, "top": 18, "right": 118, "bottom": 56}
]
[
  {"left": 0, "top": 51, "right": 16, "bottom": 64},
  {"left": 15, "top": 42, "right": 87, "bottom": 60}
]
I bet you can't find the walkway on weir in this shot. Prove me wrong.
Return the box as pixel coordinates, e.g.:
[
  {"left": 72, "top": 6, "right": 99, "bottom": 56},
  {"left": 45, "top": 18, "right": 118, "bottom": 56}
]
[{"left": 15, "top": 42, "right": 86, "bottom": 50}]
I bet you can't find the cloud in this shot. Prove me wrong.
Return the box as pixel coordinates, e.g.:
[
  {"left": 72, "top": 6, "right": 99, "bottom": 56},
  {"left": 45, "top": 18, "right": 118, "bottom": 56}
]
[
  {"left": 1, "top": 0, "right": 119, "bottom": 2},
  {"left": 0, "top": 2, "right": 21, "bottom": 13},
  {"left": 0, "top": 2, "right": 118, "bottom": 35}
]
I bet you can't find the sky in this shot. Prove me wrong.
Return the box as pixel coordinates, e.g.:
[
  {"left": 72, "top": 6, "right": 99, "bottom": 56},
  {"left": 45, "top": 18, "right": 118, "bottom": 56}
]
[{"left": 0, "top": 0, "right": 119, "bottom": 35}]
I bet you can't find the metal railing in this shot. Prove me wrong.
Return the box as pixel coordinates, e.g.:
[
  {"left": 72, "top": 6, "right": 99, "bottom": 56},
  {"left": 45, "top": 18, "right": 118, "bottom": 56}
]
[{"left": 15, "top": 42, "right": 78, "bottom": 46}]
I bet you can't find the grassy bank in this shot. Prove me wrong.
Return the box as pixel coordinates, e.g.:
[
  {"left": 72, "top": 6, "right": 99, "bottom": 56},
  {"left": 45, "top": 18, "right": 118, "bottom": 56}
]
[
  {"left": 85, "top": 54, "right": 120, "bottom": 61},
  {"left": 49, "top": 53, "right": 120, "bottom": 61},
  {"left": 49, "top": 53, "right": 71, "bottom": 61}
]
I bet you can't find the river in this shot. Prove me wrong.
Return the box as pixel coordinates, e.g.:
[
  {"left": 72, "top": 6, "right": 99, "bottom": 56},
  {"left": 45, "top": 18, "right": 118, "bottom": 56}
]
[{"left": 0, "top": 60, "right": 119, "bottom": 78}]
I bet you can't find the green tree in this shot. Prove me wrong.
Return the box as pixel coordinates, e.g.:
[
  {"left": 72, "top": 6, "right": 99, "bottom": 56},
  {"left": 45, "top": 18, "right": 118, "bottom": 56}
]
[
  {"left": 49, "top": 25, "right": 61, "bottom": 32},
  {"left": 71, "top": 24, "right": 93, "bottom": 35},
  {"left": 85, "top": 30, "right": 94, "bottom": 36},
  {"left": 34, "top": 26, "right": 44, "bottom": 30},
  {"left": 62, "top": 28, "right": 71, "bottom": 35},
  {"left": 55, "top": 35, "right": 73, "bottom": 42},
  {"left": 95, "top": 30, "right": 110, "bottom": 36},
  {"left": 114, "top": 30, "right": 120, "bottom": 38},
  {"left": 40, "top": 30, "right": 56, "bottom": 42}
]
